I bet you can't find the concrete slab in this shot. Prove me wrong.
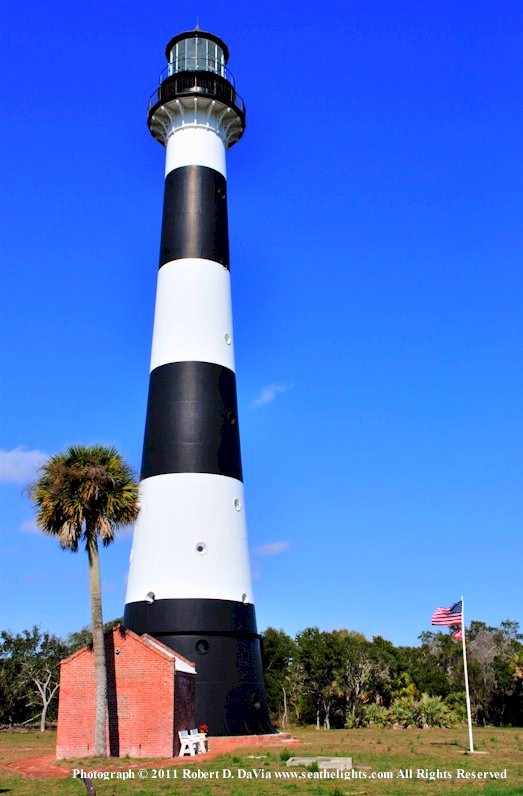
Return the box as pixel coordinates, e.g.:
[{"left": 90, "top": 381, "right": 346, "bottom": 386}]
[
  {"left": 286, "top": 756, "right": 353, "bottom": 770},
  {"left": 319, "top": 757, "right": 352, "bottom": 770}
]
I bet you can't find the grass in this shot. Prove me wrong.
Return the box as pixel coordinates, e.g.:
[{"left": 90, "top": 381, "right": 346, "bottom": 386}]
[{"left": 0, "top": 726, "right": 522, "bottom": 795}]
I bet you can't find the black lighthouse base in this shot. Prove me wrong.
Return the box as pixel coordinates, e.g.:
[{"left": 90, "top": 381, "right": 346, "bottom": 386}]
[{"left": 123, "top": 598, "right": 274, "bottom": 736}]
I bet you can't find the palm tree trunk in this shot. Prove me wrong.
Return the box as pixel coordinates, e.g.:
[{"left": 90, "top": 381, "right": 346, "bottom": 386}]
[{"left": 88, "top": 536, "right": 107, "bottom": 757}]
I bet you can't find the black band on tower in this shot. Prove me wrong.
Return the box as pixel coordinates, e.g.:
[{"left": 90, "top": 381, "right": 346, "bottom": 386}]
[
  {"left": 124, "top": 598, "right": 258, "bottom": 637},
  {"left": 141, "top": 361, "right": 243, "bottom": 481},
  {"left": 159, "top": 165, "right": 230, "bottom": 268},
  {"left": 123, "top": 597, "right": 272, "bottom": 736}
]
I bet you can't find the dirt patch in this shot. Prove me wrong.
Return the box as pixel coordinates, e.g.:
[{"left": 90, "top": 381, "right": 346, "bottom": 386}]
[{"left": 1, "top": 734, "right": 297, "bottom": 780}]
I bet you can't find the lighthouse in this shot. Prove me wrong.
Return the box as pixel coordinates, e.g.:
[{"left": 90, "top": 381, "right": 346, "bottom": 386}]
[{"left": 124, "top": 29, "right": 273, "bottom": 736}]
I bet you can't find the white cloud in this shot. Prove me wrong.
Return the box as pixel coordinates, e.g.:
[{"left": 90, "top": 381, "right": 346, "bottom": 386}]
[
  {"left": 0, "top": 447, "right": 48, "bottom": 484},
  {"left": 251, "top": 382, "right": 293, "bottom": 408},
  {"left": 254, "top": 540, "right": 290, "bottom": 557}
]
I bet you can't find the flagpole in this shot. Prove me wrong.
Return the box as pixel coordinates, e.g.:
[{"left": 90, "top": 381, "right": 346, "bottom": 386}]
[{"left": 461, "top": 595, "right": 474, "bottom": 753}]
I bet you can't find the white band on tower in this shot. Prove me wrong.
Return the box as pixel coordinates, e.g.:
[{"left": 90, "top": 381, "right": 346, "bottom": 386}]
[{"left": 165, "top": 123, "right": 227, "bottom": 177}]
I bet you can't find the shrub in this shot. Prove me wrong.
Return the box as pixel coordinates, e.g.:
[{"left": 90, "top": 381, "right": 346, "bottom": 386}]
[
  {"left": 417, "top": 694, "right": 457, "bottom": 728},
  {"left": 389, "top": 694, "right": 459, "bottom": 728},
  {"left": 444, "top": 692, "right": 468, "bottom": 722},
  {"left": 389, "top": 696, "right": 418, "bottom": 728},
  {"left": 361, "top": 704, "right": 389, "bottom": 727}
]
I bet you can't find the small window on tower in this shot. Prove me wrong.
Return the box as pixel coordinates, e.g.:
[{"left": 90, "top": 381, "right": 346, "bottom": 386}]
[{"left": 196, "top": 639, "right": 210, "bottom": 655}]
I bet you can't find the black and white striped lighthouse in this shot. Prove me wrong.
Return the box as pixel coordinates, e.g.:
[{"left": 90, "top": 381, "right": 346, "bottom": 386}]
[{"left": 123, "top": 29, "right": 273, "bottom": 736}]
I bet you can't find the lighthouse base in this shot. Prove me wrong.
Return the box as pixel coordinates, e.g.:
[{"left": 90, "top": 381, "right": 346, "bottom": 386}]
[{"left": 123, "top": 598, "right": 274, "bottom": 736}]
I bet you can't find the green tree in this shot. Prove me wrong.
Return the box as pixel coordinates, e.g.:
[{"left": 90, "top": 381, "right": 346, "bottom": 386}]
[
  {"left": 285, "top": 658, "right": 306, "bottom": 725},
  {"left": 465, "top": 620, "right": 523, "bottom": 725},
  {"left": 400, "top": 632, "right": 459, "bottom": 698},
  {"left": 0, "top": 637, "right": 27, "bottom": 727},
  {"left": 0, "top": 626, "right": 68, "bottom": 730},
  {"left": 415, "top": 620, "right": 523, "bottom": 726},
  {"left": 29, "top": 445, "right": 139, "bottom": 756},
  {"left": 332, "top": 630, "right": 374, "bottom": 720},
  {"left": 261, "top": 628, "right": 297, "bottom": 726},
  {"left": 296, "top": 628, "right": 342, "bottom": 729},
  {"left": 67, "top": 618, "right": 123, "bottom": 654},
  {"left": 368, "top": 636, "right": 401, "bottom": 707}
]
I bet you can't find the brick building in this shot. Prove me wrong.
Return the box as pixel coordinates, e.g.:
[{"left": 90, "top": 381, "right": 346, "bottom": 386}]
[{"left": 56, "top": 626, "right": 196, "bottom": 758}]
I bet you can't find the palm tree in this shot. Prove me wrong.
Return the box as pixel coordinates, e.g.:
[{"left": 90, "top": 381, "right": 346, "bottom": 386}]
[{"left": 30, "top": 445, "right": 139, "bottom": 757}]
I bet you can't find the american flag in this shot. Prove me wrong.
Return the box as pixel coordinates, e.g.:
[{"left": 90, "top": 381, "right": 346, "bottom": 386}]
[
  {"left": 431, "top": 600, "right": 463, "bottom": 626},
  {"left": 452, "top": 628, "right": 463, "bottom": 641}
]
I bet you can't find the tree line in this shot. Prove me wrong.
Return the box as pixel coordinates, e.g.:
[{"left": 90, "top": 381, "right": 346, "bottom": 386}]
[
  {"left": 261, "top": 620, "right": 523, "bottom": 729},
  {"left": 0, "top": 619, "right": 122, "bottom": 731},
  {"left": 2, "top": 617, "right": 520, "bottom": 732}
]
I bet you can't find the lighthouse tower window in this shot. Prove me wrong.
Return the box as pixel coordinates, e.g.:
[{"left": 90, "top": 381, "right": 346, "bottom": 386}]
[
  {"left": 169, "top": 37, "right": 225, "bottom": 77},
  {"left": 196, "top": 639, "right": 210, "bottom": 655}
]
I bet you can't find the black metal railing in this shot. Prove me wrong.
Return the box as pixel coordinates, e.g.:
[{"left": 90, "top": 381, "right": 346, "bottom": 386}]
[{"left": 148, "top": 71, "right": 245, "bottom": 117}]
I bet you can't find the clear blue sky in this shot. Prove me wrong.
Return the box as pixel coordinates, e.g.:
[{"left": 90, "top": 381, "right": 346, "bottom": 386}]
[{"left": 1, "top": 1, "right": 521, "bottom": 646}]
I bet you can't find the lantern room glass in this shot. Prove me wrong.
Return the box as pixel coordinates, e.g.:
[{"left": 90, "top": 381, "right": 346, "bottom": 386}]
[{"left": 168, "top": 37, "right": 226, "bottom": 77}]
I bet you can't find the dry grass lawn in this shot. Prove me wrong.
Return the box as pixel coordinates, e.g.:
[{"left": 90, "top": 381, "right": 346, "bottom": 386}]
[{"left": 0, "top": 726, "right": 522, "bottom": 795}]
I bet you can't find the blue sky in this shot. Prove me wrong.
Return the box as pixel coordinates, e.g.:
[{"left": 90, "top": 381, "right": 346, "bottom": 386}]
[{"left": 1, "top": 0, "right": 522, "bottom": 647}]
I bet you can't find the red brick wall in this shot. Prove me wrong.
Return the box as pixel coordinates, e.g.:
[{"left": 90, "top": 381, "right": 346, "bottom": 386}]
[
  {"left": 56, "top": 645, "right": 96, "bottom": 758},
  {"left": 56, "top": 627, "right": 191, "bottom": 759}
]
